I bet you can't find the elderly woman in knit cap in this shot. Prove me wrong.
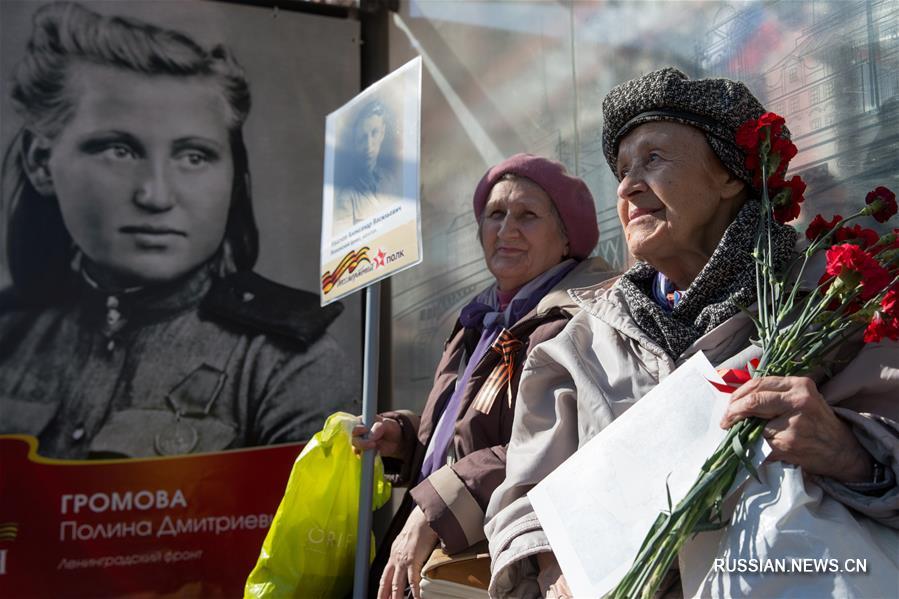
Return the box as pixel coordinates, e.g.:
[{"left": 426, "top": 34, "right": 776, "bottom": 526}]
[
  {"left": 352, "top": 153, "right": 616, "bottom": 598},
  {"left": 484, "top": 68, "right": 899, "bottom": 598}
]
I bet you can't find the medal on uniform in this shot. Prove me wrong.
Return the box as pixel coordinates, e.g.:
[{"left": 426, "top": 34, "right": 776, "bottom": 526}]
[
  {"left": 155, "top": 416, "right": 199, "bottom": 455},
  {"left": 156, "top": 365, "right": 226, "bottom": 455}
]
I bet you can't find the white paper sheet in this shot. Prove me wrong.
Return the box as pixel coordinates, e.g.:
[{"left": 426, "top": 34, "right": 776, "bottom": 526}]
[{"left": 528, "top": 352, "right": 767, "bottom": 598}]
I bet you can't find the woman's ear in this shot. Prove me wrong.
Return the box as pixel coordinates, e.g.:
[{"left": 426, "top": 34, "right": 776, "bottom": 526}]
[
  {"left": 22, "top": 129, "right": 56, "bottom": 196},
  {"left": 720, "top": 172, "right": 748, "bottom": 203}
]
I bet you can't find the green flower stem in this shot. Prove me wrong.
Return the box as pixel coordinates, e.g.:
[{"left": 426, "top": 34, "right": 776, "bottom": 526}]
[
  {"left": 754, "top": 245, "right": 767, "bottom": 343},
  {"left": 760, "top": 271, "right": 862, "bottom": 370},
  {"left": 776, "top": 255, "right": 811, "bottom": 324},
  {"left": 765, "top": 279, "right": 883, "bottom": 372},
  {"left": 763, "top": 301, "right": 835, "bottom": 368},
  {"left": 757, "top": 163, "right": 772, "bottom": 340},
  {"left": 609, "top": 419, "right": 765, "bottom": 599},
  {"left": 766, "top": 211, "right": 778, "bottom": 318},
  {"left": 786, "top": 326, "right": 866, "bottom": 375}
]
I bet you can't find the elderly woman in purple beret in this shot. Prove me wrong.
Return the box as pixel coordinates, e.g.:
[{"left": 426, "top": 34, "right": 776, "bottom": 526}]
[{"left": 352, "top": 153, "right": 616, "bottom": 598}]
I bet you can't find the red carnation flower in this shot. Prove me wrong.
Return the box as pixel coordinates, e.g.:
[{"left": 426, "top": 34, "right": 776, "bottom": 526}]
[
  {"left": 824, "top": 244, "right": 853, "bottom": 278},
  {"left": 866, "top": 288, "right": 899, "bottom": 343},
  {"left": 805, "top": 214, "right": 843, "bottom": 241},
  {"left": 737, "top": 114, "right": 793, "bottom": 186},
  {"left": 863, "top": 312, "right": 899, "bottom": 343},
  {"left": 757, "top": 112, "right": 785, "bottom": 138},
  {"left": 825, "top": 243, "right": 891, "bottom": 301},
  {"left": 785, "top": 174, "right": 805, "bottom": 199},
  {"left": 865, "top": 186, "right": 898, "bottom": 223},
  {"left": 736, "top": 120, "right": 760, "bottom": 153},
  {"left": 771, "top": 175, "right": 806, "bottom": 224},
  {"left": 835, "top": 224, "right": 880, "bottom": 249},
  {"left": 769, "top": 137, "right": 798, "bottom": 177},
  {"left": 883, "top": 287, "right": 899, "bottom": 317}
]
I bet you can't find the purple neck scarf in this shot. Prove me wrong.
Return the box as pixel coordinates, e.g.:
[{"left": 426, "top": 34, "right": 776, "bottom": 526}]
[{"left": 419, "top": 259, "right": 577, "bottom": 479}]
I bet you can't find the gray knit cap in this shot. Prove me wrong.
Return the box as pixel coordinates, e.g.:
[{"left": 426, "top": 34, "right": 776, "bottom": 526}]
[{"left": 602, "top": 67, "right": 771, "bottom": 184}]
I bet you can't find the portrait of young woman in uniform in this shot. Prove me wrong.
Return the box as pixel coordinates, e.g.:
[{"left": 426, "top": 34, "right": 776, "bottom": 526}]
[{"left": 0, "top": 1, "right": 361, "bottom": 459}]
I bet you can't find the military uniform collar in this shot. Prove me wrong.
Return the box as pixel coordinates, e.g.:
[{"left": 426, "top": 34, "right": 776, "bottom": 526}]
[{"left": 77, "top": 261, "right": 213, "bottom": 337}]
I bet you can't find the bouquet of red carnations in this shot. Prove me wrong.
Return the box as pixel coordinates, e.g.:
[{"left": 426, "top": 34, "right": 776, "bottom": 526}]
[{"left": 610, "top": 112, "right": 898, "bottom": 599}]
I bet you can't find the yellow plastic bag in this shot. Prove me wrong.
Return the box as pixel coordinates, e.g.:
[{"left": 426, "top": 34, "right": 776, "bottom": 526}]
[{"left": 245, "top": 412, "right": 392, "bottom": 598}]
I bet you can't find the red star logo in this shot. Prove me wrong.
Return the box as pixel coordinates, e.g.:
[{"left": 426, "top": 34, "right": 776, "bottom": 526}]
[{"left": 374, "top": 249, "right": 386, "bottom": 268}]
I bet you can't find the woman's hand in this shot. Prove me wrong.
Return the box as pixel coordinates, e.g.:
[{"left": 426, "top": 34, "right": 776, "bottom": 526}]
[
  {"left": 352, "top": 415, "right": 403, "bottom": 459},
  {"left": 537, "top": 552, "right": 573, "bottom": 599},
  {"left": 720, "top": 376, "right": 873, "bottom": 483},
  {"left": 378, "top": 506, "right": 439, "bottom": 599}
]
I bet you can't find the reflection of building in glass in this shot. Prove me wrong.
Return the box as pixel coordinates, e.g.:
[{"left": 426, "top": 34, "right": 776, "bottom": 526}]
[
  {"left": 393, "top": 212, "right": 491, "bottom": 388},
  {"left": 578, "top": 122, "right": 628, "bottom": 270},
  {"left": 388, "top": 0, "right": 896, "bottom": 414},
  {"left": 596, "top": 205, "right": 626, "bottom": 271},
  {"left": 700, "top": 0, "right": 898, "bottom": 223}
]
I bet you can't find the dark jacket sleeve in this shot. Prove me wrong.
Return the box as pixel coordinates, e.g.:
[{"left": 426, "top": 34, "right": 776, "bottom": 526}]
[
  {"left": 410, "top": 445, "right": 507, "bottom": 554},
  {"left": 380, "top": 324, "right": 469, "bottom": 486},
  {"left": 378, "top": 409, "right": 421, "bottom": 486},
  {"left": 409, "top": 315, "right": 572, "bottom": 554}
]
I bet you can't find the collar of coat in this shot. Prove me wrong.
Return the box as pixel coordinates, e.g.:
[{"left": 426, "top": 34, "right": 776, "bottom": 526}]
[
  {"left": 532, "top": 255, "right": 619, "bottom": 318},
  {"left": 571, "top": 201, "right": 797, "bottom": 359}
]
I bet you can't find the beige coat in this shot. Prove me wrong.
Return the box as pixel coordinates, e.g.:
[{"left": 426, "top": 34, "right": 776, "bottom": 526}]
[{"left": 484, "top": 277, "right": 899, "bottom": 598}]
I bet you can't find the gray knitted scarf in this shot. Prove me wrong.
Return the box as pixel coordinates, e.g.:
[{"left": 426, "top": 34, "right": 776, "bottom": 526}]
[{"left": 618, "top": 200, "right": 798, "bottom": 359}]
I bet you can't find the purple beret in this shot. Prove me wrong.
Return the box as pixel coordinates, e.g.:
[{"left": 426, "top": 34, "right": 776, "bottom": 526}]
[{"left": 472, "top": 153, "right": 599, "bottom": 259}]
